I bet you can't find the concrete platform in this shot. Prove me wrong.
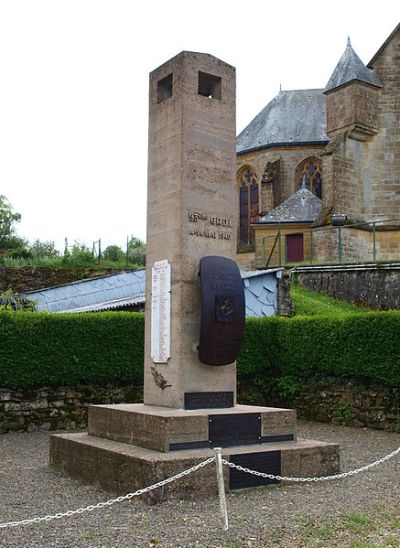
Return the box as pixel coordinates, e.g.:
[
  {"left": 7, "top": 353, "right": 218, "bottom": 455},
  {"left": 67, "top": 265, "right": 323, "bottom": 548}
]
[
  {"left": 87, "top": 403, "right": 297, "bottom": 452},
  {"left": 50, "top": 432, "right": 340, "bottom": 504}
]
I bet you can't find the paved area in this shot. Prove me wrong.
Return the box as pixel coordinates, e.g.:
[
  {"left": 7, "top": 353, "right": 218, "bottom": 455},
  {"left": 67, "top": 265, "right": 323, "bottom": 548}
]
[{"left": 1, "top": 421, "right": 400, "bottom": 547}]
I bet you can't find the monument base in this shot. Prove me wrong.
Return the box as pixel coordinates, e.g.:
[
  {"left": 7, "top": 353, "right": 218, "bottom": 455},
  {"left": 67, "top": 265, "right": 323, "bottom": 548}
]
[{"left": 50, "top": 403, "right": 340, "bottom": 503}]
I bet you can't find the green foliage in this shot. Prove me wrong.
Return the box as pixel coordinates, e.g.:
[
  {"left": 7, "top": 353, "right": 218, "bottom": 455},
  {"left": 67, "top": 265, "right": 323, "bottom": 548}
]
[
  {"left": 6, "top": 247, "right": 33, "bottom": 260},
  {"left": 0, "top": 290, "right": 37, "bottom": 312},
  {"left": 63, "top": 242, "right": 97, "bottom": 266},
  {"left": 291, "top": 284, "right": 365, "bottom": 316},
  {"left": 29, "top": 239, "right": 60, "bottom": 259},
  {"left": 127, "top": 236, "right": 146, "bottom": 266},
  {"left": 0, "top": 311, "right": 144, "bottom": 388},
  {"left": 103, "top": 245, "right": 125, "bottom": 263},
  {"left": 0, "top": 195, "right": 22, "bottom": 249},
  {"left": 331, "top": 400, "right": 355, "bottom": 426},
  {"left": 1, "top": 310, "right": 400, "bottom": 393}
]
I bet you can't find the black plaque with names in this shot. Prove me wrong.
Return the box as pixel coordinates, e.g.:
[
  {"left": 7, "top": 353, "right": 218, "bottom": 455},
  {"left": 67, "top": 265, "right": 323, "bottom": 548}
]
[
  {"left": 184, "top": 391, "right": 234, "bottom": 410},
  {"left": 208, "top": 413, "right": 261, "bottom": 447},
  {"left": 229, "top": 451, "right": 281, "bottom": 490}
]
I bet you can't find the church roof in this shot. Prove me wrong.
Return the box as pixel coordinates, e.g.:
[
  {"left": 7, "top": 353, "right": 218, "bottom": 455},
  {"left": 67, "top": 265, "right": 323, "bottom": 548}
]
[
  {"left": 256, "top": 188, "right": 322, "bottom": 224},
  {"left": 236, "top": 89, "right": 328, "bottom": 154},
  {"left": 325, "top": 38, "right": 383, "bottom": 92}
]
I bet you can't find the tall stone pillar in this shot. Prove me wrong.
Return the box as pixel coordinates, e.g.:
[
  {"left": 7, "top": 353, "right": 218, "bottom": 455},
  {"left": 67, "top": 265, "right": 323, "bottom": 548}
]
[{"left": 144, "top": 52, "right": 237, "bottom": 408}]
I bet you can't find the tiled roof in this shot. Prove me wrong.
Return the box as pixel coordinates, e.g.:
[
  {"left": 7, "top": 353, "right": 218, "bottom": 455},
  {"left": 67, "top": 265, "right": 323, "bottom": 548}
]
[
  {"left": 24, "top": 268, "right": 284, "bottom": 318},
  {"left": 236, "top": 89, "right": 328, "bottom": 154},
  {"left": 325, "top": 39, "right": 383, "bottom": 92},
  {"left": 257, "top": 188, "right": 322, "bottom": 224}
]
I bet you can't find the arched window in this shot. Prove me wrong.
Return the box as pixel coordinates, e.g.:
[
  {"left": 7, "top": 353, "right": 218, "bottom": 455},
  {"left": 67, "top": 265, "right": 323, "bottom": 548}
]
[
  {"left": 296, "top": 158, "right": 322, "bottom": 199},
  {"left": 238, "top": 168, "right": 259, "bottom": 245}
]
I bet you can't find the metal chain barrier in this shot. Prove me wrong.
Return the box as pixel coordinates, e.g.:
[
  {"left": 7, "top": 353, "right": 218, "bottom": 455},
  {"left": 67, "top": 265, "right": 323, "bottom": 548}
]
[
  {"left": 222, "top": 444, "right": 400, "bottom": 482},
  {"left": 0, "top": 456, "right": 215, "bottom": 529},
  {"left": 2, "top": 444, "right": 400, "bottom": 531}
]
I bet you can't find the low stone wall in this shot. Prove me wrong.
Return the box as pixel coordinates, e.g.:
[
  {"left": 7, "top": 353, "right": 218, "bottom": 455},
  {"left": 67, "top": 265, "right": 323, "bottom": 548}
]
[
  {"left": 2, "top": 380, "right": 400, "bottom": 433},
  {"left": 0, "top": 266, "right": 133, "bottom": 293},
  {"left": 0, "top": 385, "right": 142, "bottom": 433},
  {"left": 290, "top": 382, "right": 400, "bottom": 431},
  {"left": 294, "top": 263, "right": 400, "bottom": 309}
]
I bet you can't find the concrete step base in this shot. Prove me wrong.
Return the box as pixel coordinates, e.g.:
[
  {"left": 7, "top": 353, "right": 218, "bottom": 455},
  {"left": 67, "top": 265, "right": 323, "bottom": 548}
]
[{"left": 50, "top": 432, "right": 339, "bottom": 504}]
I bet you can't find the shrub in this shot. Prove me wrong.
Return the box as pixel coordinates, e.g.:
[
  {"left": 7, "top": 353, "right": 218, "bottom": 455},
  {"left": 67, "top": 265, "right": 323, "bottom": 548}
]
[
  {"left": 1, "top": 310, "right": 400, "bottom": 391},
  {"left": 0, "top": 311, "right": 144, "bottom": 388}
]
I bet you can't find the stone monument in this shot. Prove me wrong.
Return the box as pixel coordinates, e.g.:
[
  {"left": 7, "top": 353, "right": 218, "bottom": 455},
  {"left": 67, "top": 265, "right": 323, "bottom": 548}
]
[{"left": 50, "top": 52, "right": 340, "bottom": 502}]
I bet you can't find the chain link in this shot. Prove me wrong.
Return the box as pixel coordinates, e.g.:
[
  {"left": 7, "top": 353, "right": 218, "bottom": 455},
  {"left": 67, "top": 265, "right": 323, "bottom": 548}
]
[
  {"left": 0, "top": 456, "right": 215, "bottom": 529},
  {"left": 222, "top": 445, "right": 400, "bottom": 482},
  {"left": 2, "top": 443, "right": 400, "bottom": 529}
]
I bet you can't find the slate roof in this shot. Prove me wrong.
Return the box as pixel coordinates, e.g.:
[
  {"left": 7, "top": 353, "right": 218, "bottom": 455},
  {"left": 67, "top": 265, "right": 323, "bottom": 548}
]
[
  {"left": 325, "top": 39, "right": 383, "bottom": 92},
  {"left": 257, "top": 188, "right": 322, "bottom": 224},
  {"left": 236, "top": 89, "right": 328, "bottom": 154},
  {"left": 24, "top": 268, "right": 283, "bottom": 318},
  {"left": 24, "top": 271, "right": 146, "bottom": 313}
]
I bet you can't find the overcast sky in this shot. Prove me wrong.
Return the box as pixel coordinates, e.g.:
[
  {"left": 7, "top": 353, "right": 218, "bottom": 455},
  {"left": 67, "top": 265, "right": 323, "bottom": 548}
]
[{"left": 0, "top": 1, "right": 398, "bottom": 252}]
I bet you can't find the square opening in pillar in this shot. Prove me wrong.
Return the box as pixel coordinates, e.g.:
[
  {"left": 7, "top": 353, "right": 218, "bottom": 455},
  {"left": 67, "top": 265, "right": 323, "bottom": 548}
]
[
  {"left": 198, "top": 71, "right": 221, "bottom": 100},
  {"left": 157, "top": 74, "right": 173, "bottom": 103}
]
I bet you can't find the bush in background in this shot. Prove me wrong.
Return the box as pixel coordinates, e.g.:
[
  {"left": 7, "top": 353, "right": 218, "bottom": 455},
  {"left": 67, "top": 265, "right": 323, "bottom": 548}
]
[{"left": 0, "top": 310, "right": 399, "bottom": 392}]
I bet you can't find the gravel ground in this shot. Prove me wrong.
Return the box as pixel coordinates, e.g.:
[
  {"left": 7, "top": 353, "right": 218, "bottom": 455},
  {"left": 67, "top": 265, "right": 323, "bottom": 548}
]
[{"left": 1, "top": 421, "right": 400, "bottom": 547}]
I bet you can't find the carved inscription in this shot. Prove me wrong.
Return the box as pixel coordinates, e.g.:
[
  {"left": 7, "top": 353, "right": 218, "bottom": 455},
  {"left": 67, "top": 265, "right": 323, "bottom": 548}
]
[
  {"left": 151, "top": 260, "right": 171, "bottom": 364},
  {"left": 188, "top": 211, "right": 232, "bottom": 240}
]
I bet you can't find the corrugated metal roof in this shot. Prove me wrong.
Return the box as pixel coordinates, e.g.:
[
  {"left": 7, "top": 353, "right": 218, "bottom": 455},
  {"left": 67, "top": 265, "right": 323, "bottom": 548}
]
[
  {"left": 24, "top": 268, "right": 283, "bottom": 318},
  {"left": 325, "top": 39, "right": 383, "bottom": 92},
  {"left": 236, "top": 89, "right": 328, "bottom": 154}
]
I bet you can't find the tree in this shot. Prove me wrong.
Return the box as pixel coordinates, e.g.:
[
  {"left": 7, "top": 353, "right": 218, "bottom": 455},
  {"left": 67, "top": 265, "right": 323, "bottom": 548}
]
[
  {"left": 127, "top": 236, "right": 146, "bottom": 266},
  {"left": 0, "top": 195, "right": 23, "bottom": 249},
  {"left": 30, "top": 239, "right": 60, "bottom": 259},
  {"left": 103, "top": 245, "right": 125, "bottom": 262}
]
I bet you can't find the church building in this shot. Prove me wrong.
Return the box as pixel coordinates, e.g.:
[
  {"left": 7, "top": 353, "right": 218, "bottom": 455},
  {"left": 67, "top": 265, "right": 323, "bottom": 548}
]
[{"left": 236, "top": 23, "right": 400, "bottom": 268}]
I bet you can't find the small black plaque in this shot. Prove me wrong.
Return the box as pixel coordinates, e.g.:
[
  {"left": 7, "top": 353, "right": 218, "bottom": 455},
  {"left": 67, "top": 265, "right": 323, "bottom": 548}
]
[
  {"left": 209, "top": 413, "right": 261, "bottom": 448},
  {"left": 261, "top": 434, "right": 294, "bottom": 444},
  {"left": 229, "top": 451, "right": 281, "bottom": 490},
  {"left": 169, "top": 440, "right": 209, "bottom": 451},
  {"left": 185, "top": 391, "right": 234, "bottom": 410}
]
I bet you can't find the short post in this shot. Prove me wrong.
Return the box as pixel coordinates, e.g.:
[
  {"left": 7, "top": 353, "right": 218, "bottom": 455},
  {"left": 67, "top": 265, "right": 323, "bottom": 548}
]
[
  {"left": 214, "top": 447, "right": 229, "bottom": 531},
  {"left": 310, "top": 229, "right": 313, "bottom": 264}
]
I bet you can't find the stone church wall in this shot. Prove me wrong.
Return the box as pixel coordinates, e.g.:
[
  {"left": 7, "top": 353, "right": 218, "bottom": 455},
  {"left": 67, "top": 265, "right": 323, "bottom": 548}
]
[
  {"left": 367, "top": 28, "right": 400, "bottom": 220},
  {"left": 237, "top": 144, "right": 325, "bottom": 215}
]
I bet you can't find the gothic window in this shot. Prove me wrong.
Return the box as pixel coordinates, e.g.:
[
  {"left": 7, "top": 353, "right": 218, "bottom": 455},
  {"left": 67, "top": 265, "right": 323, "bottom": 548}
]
[
  {"left": 239, "top": 168, "right": 259, "bottom": 245},
  {"left": 296, "top": 159, "right": 322, "bottom": 199}
]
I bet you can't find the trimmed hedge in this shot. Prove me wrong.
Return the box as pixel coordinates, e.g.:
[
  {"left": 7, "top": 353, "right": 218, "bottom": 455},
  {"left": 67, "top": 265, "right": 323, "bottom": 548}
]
[
  {"left": 0, "top": 311, "right": 144, "bottom": 388},
  {"left": 1, "top": 310, "right": 400, "bottom": 389}
]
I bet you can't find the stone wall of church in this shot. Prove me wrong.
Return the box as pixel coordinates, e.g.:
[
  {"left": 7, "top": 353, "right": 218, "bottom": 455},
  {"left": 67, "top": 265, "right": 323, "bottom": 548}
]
[
  {"left": 323, "top": 28, "right": 400, "bottom": 225},
  {"left": 366, "top": 27, "right": 400, "bottom": 220},
  {"left": 237, "top": 145, "right": 325, "bottom": 215}
]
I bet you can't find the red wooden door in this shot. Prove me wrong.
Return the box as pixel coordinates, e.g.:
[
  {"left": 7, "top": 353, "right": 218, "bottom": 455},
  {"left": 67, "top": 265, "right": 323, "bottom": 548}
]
[{"left": 286, "top": 233, "right": 304, "bottom": 262}]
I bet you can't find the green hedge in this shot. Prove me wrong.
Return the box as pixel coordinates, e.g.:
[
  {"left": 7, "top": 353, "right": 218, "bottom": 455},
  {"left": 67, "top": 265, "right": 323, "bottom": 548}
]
[
  {"left": 1, "top": 310, "right": 400, "bottom": 389},
  {"left": 0, "top": 311, "right": 144, "bottom": 388},
  {"left": 277, "top": 311, "right": 400, "bottom": 386}
]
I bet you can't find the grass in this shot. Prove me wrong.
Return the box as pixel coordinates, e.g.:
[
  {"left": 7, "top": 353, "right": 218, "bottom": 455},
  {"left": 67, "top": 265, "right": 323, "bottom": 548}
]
[
  {"left": 272, "top": 511, "right": 400, "bottom": 547},
  {"left": 1, "top": 256, "right": 144, "bottom": 270},
  {"left": 291, "top": 284, "right": 367, "bottom": 316}
]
